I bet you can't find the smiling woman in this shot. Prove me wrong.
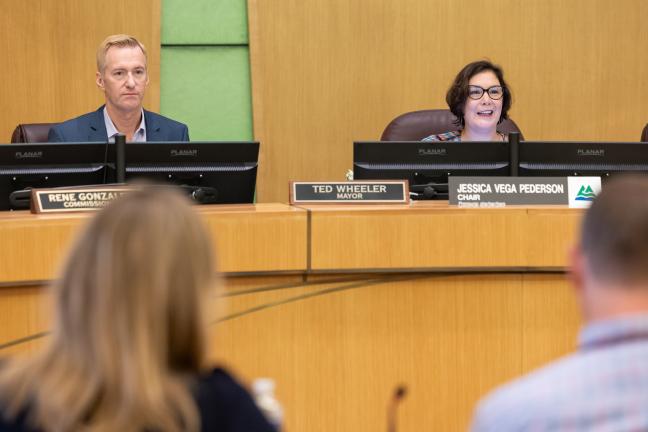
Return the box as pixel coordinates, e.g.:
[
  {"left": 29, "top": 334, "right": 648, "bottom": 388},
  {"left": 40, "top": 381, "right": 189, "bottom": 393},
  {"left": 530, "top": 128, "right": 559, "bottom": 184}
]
[{"left": 422, "top": 60, "right": 512, "bottom": 142}]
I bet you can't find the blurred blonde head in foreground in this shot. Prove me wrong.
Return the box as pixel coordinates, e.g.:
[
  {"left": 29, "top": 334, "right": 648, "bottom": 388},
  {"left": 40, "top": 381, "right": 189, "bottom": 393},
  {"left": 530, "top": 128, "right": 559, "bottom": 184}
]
[{"left": 0, "top": 186, "right": 215, "bottom": 432}]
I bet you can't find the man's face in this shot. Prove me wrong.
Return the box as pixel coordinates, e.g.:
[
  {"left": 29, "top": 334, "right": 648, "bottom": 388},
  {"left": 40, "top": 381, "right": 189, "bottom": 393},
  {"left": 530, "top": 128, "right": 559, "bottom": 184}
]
[{"left": 96, "top": 46, "right": 148, "bottom": 114}]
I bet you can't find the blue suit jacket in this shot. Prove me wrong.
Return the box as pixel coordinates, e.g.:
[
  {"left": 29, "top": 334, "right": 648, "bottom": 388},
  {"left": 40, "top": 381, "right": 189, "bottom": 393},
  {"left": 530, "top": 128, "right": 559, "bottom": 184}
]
[{"left": 48, "top": 106, "right": 189, "bottom": 142}]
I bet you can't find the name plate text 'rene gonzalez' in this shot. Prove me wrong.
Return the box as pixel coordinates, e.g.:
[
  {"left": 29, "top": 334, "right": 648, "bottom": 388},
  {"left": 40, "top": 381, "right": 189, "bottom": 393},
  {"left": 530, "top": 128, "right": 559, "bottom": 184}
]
[
  {"left": 290, "top": 181, "right": 409, "bottom": 204},
  {"left": 31, "top": 186, "right": 136, "bottom": 213}
]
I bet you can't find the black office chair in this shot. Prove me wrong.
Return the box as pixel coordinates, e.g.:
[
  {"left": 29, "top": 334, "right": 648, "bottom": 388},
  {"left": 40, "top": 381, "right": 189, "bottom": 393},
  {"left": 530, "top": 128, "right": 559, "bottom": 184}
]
[{"left": 380, "top": 109, "right": 524, "bottom": 141}]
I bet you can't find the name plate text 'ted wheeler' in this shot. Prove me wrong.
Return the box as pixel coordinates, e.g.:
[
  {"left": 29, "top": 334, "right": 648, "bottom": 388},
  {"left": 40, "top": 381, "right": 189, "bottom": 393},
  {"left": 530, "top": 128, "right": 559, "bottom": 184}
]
[{"left": 290, "top": 181, "right": 409, "bottom": 204}]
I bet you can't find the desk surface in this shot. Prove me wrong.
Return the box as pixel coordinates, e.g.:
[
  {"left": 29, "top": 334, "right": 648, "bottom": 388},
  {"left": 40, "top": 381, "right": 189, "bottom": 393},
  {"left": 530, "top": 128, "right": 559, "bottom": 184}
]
[
  {"left": 0, "top": 202, "right": 583, "bottom": 285},
  {"left": 299, "top": 202, "right": 583, "bottom": 271},
  {"left": 0, "top": 203, "right": 308, "bottom": 285}
]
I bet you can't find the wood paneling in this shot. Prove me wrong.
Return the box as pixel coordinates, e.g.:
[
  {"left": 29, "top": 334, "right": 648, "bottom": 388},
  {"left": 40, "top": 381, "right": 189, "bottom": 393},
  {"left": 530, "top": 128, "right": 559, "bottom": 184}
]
[
  {"left": 0, "top": 286, "right": 50, "bottom": 356},
  {"left": 521, "top": 275, "right": 580, "bottom": 370},
  {"left": 303, "top": 203, "right": 583, "bottom": 270},
  {"left": 248, "top": 0, "right": 648, "bottom": 202},
  {"left": 526, "top": 208, "right": 583, "bottom": 266},
  {"left": 0, "top": 0, "right": 161, "bottom": 142},
  {"left": 214, "top": 273, "right": 580, "bottom": 431},
  {"left": 195, "top": 203, "right": 308, "bottom": 273},
  {"left": 0, "top": 205, "right": 583, "bottom": 430},
  {"left": 0, "top": 204, "right": 307, "bottom": 284},
  {"left": 1, "top": 274, "right": 579, "bottom": 432}
]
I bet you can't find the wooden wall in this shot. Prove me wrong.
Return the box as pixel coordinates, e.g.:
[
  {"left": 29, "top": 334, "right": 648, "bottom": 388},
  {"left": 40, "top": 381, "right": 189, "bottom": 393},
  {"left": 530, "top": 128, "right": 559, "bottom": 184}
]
[
  {"left": 0, "top": 274, "right": 580, "bottom": 431},
  {"left": 214, "top": 274, "right": 579, "bottom": 432},
  {"left": 248, "top": 0, "right": 648, "bottom": 202},
  {"left": 1, "top": 204, "right": 582, "bottom": 430},
  {"left": 0, "top": 0, "right": 160, "bottom": 142}
]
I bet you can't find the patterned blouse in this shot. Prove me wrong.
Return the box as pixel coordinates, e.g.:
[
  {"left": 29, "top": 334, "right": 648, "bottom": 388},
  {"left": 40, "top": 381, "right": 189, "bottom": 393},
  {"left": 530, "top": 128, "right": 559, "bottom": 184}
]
[
  {"left": 422, "top": 131, "right": 462, "bottom": 142},
  {"left": 422, "top": 131, "right": 507, "bottom": 142}
]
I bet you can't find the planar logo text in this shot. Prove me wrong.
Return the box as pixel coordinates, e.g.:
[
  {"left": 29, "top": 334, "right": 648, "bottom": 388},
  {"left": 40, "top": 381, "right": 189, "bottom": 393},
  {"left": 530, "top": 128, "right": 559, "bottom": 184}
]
[
  {"left": 418, "top": 148, "right": 447, "bottom": 156},
  {"left": 170, "top": 149, "right": 198, "bottom": 157},
  {"left": 577, "top": 149, "right": 604, "bottom": 157},
  {"left": 15, "top": 151, "right": 43, "bottom": 159}
]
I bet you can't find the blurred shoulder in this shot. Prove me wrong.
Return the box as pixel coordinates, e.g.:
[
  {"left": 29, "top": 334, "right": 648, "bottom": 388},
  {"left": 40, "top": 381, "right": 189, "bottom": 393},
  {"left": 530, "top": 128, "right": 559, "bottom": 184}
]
[
  {"left": 196, "top": 368, "right": 249, "bottom": 398},
  {"left": 470, "top": 352, "right": 598, "bottom": 431},
  {"left": 195, "top": 368, "right": 276, "bottom": 432}
]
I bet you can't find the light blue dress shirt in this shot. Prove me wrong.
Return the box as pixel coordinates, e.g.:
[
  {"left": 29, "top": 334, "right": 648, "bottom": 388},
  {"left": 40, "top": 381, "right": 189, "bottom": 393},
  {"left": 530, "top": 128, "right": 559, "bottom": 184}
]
[
  {"left": 471, "top": 315, "right": 648, "bottom": 431},
  {"left": 103, "top": 107, "right": 147, "bottom": 142}
]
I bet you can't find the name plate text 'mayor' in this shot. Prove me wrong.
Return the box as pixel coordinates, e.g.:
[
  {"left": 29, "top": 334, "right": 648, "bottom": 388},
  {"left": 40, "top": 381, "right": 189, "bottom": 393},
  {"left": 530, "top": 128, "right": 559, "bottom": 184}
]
[{"left": 290, "top": 181, "right": 409, "bottom": 204}]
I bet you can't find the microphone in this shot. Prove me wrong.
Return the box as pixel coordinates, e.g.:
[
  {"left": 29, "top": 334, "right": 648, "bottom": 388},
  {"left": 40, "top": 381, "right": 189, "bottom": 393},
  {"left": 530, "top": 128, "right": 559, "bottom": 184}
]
[
  {"left": 171, "top": 185, "right": 219, "bottom": 204},
  {"left": 409, "top": 188, "right": 437, "bottom": 199},
  {"left": 115, "top": 133, "right": 126, "bottom": 184},
  {"left": 410, "top": 183, "right": 448, "bottom": 200},
  {"left": 102, "top": 137, "right": 110, "bottom": 184},
  {"left": 422, "top": 186, "right": 438, "bottom": 199},
  {"left": 387, "top": 384, "right": 408, "bottom": 432},
  {"left": 191, "top": 186, "right": 219, "bottom": 204},
  {"left": 508, "top": 131, "right": 520, "bottom": 176}
]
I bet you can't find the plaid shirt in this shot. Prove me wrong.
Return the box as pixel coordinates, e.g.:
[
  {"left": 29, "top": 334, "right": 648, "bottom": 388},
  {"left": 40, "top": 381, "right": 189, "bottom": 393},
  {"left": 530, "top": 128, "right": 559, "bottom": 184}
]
[{"left": 471, "top": 315, "right": 648, "bottom": 432}]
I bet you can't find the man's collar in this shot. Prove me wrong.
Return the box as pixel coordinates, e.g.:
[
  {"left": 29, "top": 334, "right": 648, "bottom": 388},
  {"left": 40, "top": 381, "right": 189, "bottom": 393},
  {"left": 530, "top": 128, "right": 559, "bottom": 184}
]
[
  {"left": 580, "top": 314, "right": 648, "bottom": 351},
  {"left": 102, "top": 106, "right": 146, "bottom": 141}
]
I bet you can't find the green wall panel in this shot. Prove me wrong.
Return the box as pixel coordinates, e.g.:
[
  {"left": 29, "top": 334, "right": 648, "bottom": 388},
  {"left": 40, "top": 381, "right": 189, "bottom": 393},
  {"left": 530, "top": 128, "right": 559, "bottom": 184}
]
[
  {"left": 160, "top": 46, "right": 253, "bottom": 141},
  {"left": 162, "top": 0, "right": 248, "bottom": 44}
]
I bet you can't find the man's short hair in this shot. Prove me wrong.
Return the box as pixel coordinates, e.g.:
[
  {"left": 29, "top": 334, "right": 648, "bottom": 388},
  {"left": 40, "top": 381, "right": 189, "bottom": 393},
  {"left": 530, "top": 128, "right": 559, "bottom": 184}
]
[
  {"left": 96, "top": 34, "right": 147, "bottom": 72},
  {"left": 581, "top": 175, "right": 648, "bottom": 283}
]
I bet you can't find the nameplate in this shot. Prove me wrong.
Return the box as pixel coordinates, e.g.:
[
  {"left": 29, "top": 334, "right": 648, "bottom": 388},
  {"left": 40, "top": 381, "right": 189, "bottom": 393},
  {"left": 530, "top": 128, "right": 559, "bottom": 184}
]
[
  {"left": 448, "top": 176, "right": 601, "bottom": 208},
  {"left": 31, "top": 186, "right": 135, "bottom": 213},
  {"left": 290, "top": 181, "right": 409, "bottom": 204}
]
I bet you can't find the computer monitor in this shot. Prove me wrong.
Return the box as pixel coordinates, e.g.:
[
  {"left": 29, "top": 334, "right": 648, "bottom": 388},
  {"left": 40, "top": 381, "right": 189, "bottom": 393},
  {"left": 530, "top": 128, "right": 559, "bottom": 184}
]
[
  {"left": 519, "top": 141, "right": 648, "bottom": 180},
  {"left": 353, "top": 141, "right": 511, "bottom": 199},
  {"left": 121, "top": 141, "right": 259, "bottom": 204},
  {"left": 0, "top": 143, "right": 108, "bottom": 210}
]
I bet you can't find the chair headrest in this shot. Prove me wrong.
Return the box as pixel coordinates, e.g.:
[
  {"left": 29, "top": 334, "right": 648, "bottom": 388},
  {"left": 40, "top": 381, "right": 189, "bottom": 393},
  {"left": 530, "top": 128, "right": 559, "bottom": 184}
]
[
  {"left": 380, "top": 109, "right": 524, "bottom": 141},
  {"left": 11, "top": 123, "right": 57, "bottom": 143}
]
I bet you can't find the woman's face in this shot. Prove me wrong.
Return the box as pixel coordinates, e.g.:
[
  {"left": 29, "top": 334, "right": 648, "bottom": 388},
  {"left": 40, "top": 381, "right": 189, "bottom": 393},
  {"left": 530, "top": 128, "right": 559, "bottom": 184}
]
[{"left": 462, "top": 70, "right": 503, "bottom": 133}]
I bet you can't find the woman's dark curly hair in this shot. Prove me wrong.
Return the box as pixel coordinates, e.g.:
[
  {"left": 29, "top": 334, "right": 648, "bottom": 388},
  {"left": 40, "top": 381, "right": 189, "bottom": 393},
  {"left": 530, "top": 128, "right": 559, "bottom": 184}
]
[{"left": 446, "top": 60, "right": 512, "bottom": 128}]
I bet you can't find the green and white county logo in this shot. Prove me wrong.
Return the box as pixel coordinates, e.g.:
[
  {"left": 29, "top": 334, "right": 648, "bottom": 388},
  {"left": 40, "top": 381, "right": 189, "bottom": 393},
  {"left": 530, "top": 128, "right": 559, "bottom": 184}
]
[{"left": 575, "top": 185, "right": 596, "bottom": 201}]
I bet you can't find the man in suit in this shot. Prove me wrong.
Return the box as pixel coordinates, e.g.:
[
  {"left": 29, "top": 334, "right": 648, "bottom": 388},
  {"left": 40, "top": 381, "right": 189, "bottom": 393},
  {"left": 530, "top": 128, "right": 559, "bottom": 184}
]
[
  {"left": 48, "top": 34, "right": 189, "bottom": 142},
  {"left": 471, "top": 175, "right": 648, "bottom": 431}
]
